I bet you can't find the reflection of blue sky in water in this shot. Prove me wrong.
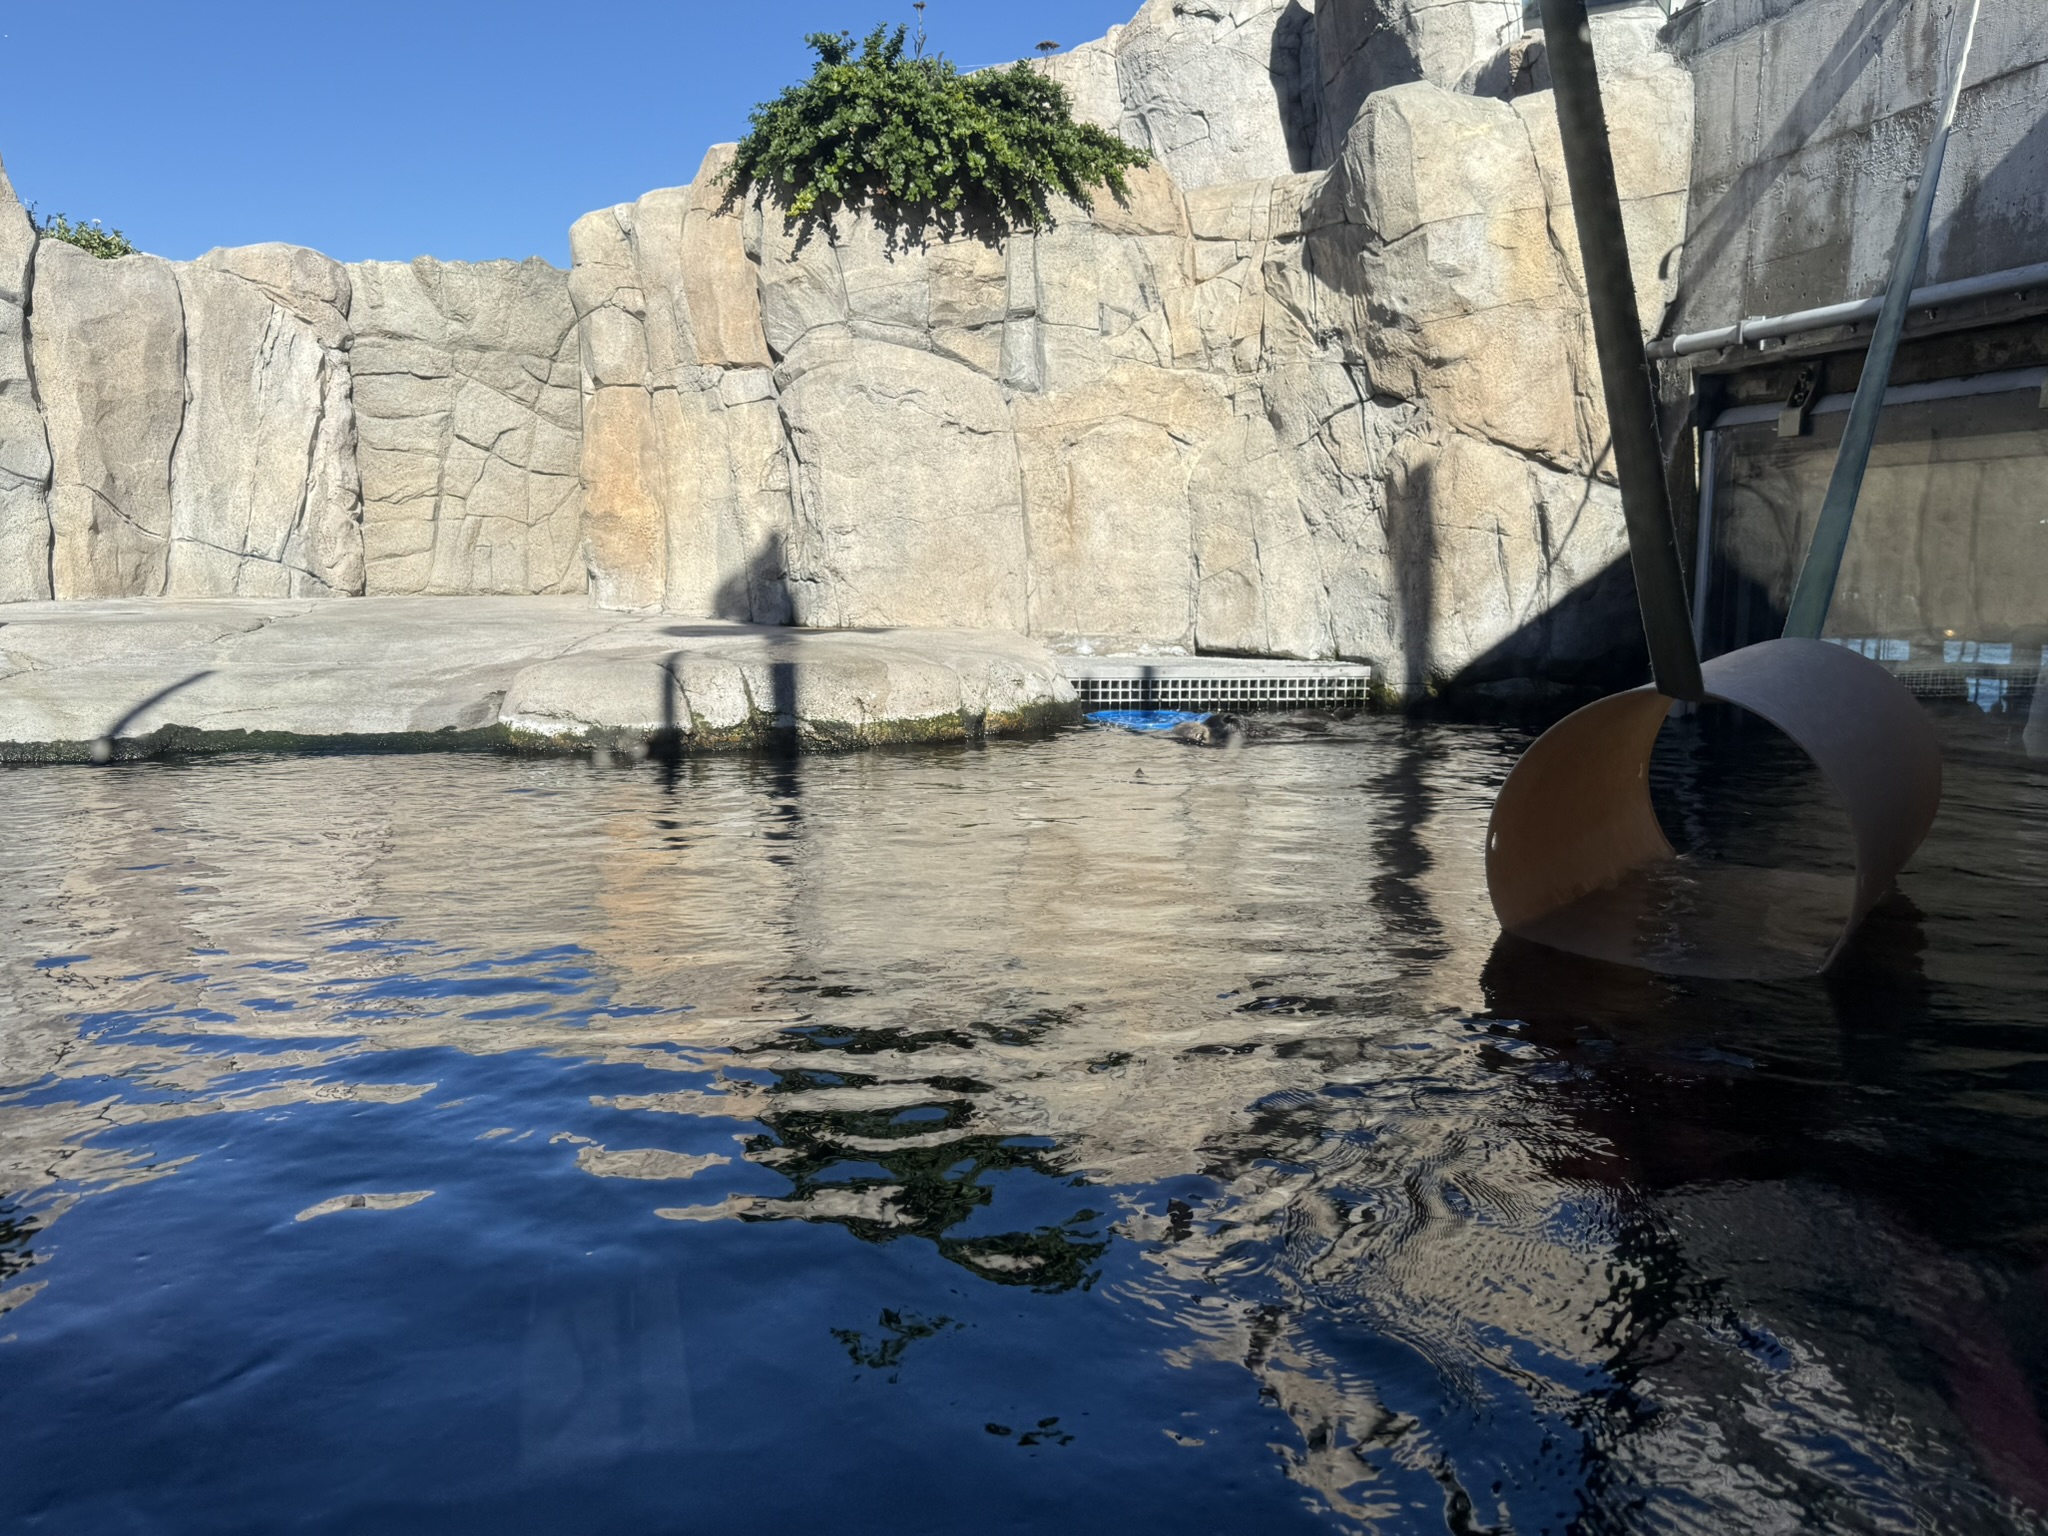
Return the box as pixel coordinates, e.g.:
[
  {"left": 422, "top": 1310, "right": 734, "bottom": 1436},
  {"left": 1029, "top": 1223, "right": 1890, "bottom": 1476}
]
[{"left": 1, "top": 718, "right": 2046, "bottom": 1531}]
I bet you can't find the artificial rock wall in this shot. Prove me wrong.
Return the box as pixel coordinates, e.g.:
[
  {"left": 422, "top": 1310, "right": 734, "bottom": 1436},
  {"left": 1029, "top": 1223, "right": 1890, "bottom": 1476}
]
[
  {"left": 0, "top": 162, "right": 585, "bottom": 605},
  {"left": 1037, "top": 0, "right": 1534, "bottom": 183},
  {"left": 0, "top": 0, "right": 1699, "bottom": 697},
  {"left": 575, "top": 4, "right": 1692, "bottom": 690},
  {"left": 0, "top": 156, "right": 51, "bottom": 600}
]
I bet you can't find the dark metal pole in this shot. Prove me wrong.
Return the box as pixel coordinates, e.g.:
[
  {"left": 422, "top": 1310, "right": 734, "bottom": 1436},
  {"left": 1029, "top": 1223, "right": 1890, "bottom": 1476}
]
[{"left": 1538, "top": 0, "right": 1703, "bottom": 702}]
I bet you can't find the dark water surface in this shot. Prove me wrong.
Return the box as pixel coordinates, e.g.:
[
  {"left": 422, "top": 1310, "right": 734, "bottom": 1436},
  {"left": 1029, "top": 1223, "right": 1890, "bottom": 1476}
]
[{"left": 3, "top": 717, "right": 2047, "bottom": 1534}]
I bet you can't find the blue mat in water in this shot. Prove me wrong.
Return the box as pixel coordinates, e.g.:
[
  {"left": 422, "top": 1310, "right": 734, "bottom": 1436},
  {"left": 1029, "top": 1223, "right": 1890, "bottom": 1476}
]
[{"left": 1087, "top": 710, "right": 1209, "bottom": 733}]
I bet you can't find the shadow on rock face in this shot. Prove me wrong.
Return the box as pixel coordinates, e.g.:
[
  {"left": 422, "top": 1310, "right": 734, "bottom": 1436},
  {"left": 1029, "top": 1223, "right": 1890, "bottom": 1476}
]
[{"left": 709, "top": 530, "right": 792, "bottom": 627}]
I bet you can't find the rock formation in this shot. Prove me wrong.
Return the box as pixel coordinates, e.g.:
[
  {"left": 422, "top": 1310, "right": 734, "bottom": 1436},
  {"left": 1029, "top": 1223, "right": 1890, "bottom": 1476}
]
[
  {"left": 30, "top": 238, "right": 368, "bottom": 599},
  {"left": 0, "top": 154, "right": 50, "bottom": 602},
  {"left": 1313, "top": 0, "right": 1527, "bottom": 163},
  {"left": 32, "top": 241, "right": 183, "bottom": 598},
  {"left": 350, "top": 257, "right": 584, "bottom": 596},
  {"left": 1044, "top": 0, "right": 1323, "bottom": 186},
  {"left": 572, "top": 4, "right": 1691, "bottom": 693},
  {"left": 0, "top": 597, "right": 1073, "bottom": 760},
  {"left": 0, "top": 150, "right": 588, "bottom": 606},
  {"left": 173, "top": 245, "right": 362, "bottom": 597},
  {"left": 0, "top": 1, "right": 1700, "bottom": 699}
]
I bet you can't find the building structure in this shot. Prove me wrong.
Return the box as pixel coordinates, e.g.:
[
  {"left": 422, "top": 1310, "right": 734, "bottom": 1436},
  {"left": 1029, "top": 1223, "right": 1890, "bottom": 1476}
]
[{"left": 1654, "top": 0, "right": 2047, "bottom": 718}]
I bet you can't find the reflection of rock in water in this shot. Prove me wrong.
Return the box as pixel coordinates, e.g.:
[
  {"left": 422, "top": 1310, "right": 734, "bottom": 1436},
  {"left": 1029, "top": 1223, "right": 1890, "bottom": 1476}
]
[
  {"left": 2, "top": 726, "right": 2046, "bottom": 1527},
  {"left": 2, "top": 735, "right": 1476, "bottom": 1293}
]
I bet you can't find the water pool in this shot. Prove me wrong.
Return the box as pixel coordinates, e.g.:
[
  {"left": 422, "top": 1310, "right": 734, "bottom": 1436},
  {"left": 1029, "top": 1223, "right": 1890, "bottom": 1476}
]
[{"left": 2, "top": 717, "right": 2046, "bottom": 1533}]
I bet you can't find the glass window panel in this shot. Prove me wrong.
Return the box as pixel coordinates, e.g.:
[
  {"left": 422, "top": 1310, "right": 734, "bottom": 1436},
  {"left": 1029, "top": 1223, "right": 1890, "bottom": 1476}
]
[{"left": 1704, "top": 386, "right": 2048, "bottom": 674}]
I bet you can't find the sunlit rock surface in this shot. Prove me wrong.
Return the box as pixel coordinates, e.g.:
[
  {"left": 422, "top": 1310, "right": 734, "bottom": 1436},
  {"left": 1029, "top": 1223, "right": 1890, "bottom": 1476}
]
[
  {"left": 30, "top": 241, "right": 186, "bottom": 599},
  {"left": 30, "top": 238, "right": 368, "bottom": 601},
  {"left": 0, "top": 161, "right": 589, "bottom": 604},
  {"left": 1312, "top": 0, "right": 1525, "bottom": 165},
  {"left": 778, "top": 337, "right": 1030, "bottom": 630},
  {"left": 575, "top": 8, "right": 1692, "bottom": 693},
  {"left": 0, "top": 152, "right": 48, "bottom": 602},
  {"left": 0, "top": 597, "right": 1076, "bottom": 759},
  {"left": 348, "top": 257, "right": 585, "bottom": 597},
  {"left": 172, "top": 245, "right": 363, "bottom": 598},
  {"left": 0, "top": 2, "right": 1697, "bottom": 697},
  {"left": 1069, "top": 0, "right": 1322, "bottom": 187},
  {"left": 2, "top": 0, "right": 2036, "bottom": 697}
]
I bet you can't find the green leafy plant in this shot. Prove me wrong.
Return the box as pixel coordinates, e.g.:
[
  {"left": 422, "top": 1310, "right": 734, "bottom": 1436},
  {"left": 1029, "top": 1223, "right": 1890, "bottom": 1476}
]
[
  {"left": 722, "top": 25, "right": 1148, "bottom": 246},
  {"left": 34, "top": 211, "right": 137, "bottom": 260}
]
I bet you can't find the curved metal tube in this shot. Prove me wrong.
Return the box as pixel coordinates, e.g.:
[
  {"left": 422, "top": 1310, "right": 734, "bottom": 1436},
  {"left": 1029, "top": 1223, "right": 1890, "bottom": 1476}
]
[{"left": 1486, "top": 640, "right": 1942, "bottom": 977}]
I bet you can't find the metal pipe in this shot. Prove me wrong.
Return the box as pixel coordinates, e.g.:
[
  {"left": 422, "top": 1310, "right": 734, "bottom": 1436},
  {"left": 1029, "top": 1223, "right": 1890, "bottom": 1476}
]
[
  {"left": 1708, "top": 366, "right": 2048, "bottom": 430},
  {"left": 1540, "top": 0, "right": 1703, "bottom": 700},
  {"left": 1783, "top": 0, "right": 1983, "bottom": 640},
  {"left": 1649, "top": 259, "right": 2048, "bottom": 360},
  {"left": 1691, "top": 428, "right": 1717, "bottom": 653}
]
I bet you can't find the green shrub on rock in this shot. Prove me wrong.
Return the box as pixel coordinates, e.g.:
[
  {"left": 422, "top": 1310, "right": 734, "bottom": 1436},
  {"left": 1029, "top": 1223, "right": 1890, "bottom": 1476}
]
[
  {"left": 723, "top": 25, "right": 1148, "bottom": 245},
  {"left": 35, "top": 212, "right": 138, "bottom": 260}
]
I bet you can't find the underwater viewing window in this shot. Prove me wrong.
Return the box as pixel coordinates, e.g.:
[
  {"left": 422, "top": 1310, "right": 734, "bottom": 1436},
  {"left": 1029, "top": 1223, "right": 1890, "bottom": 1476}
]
[{"left": 1697, "top": 369, "right": 2048, "bottom": 712}]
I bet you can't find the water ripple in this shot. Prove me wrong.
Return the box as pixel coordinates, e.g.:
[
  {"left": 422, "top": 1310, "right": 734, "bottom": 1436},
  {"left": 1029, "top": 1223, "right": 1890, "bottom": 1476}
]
[{"left": 0, "top": 726, "right": 2045, "bottom": 1531}]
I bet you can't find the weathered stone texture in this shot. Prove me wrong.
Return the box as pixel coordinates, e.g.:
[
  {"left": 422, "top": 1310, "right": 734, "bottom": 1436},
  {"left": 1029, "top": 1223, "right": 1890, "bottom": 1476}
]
[
  {"left": 1036, "top": 0, "right": 1603, "bottom": 193},
  {"left": 29, "top": 240, "right": 373, "bottom": 601},
  {"left": 348, "top": 257, "right": 584, "bottom": 596},
  {"left": 569, "top": 149, "right": 794, "bottom": 619},
  {"left": 0, "top": 153, "right": 48, "bottom": 601},
  {"left": 1313, "top": 0, "right": 1525, "bottom": 165},
  {"left": 1038, "top": 32, "right": 1128, "bottom": 135},
  {"left": 573, "top": 6, "right": 1695, "bottom": 693},
  {"left": 8, "top": 214, "right": 582, "bottom": 602},
  {"left": 1270, "top": 39, "right": 1692, "bottom": 685},
  {"left": 0, "top": 0, "right": 1714, "bottom": 698},
  {"left": 0, "top": 596, "right": 1076, "bottom": 755},
  {"left": 1016, "top": 366, "right": 1228, "bottom": 649},
  {"left": 171, "top": 246, "right": 363, "bottom": 597},
  {"left": 31, "top": 241, "right": 185, "bottom": 600},
  {"left": 568, "top": 202, "right": 665, "bottom": 613},
  {"left": 781, "top": 336, "right": 1028, "bottom": 630},
  {"left": 1110, "top": 0, "right": 1321, "bottom": 187}
]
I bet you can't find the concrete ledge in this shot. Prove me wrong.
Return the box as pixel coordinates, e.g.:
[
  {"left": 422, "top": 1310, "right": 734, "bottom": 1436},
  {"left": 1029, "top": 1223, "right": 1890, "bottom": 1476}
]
[{"left": 0, "top": 598, "right": 1080, "bottom": 763}]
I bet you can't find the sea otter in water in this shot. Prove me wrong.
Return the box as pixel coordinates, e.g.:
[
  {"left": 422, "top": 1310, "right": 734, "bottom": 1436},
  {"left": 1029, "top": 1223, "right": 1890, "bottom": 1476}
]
[{"left": 1165, "top": 713, "right": 1246, "bottom": 748}]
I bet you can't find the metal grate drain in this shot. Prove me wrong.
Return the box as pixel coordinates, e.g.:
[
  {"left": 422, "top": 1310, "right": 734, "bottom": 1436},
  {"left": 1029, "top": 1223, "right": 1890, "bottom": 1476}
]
[{"left": 1060, "top": 658, "right": 1374, "bottom": 712}]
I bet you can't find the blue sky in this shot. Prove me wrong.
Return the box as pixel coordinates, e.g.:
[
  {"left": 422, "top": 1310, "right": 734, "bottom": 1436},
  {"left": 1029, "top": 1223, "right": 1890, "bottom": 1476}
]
[{"left": 0, "top": 0, "right": 1141, "bottom": 267}]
